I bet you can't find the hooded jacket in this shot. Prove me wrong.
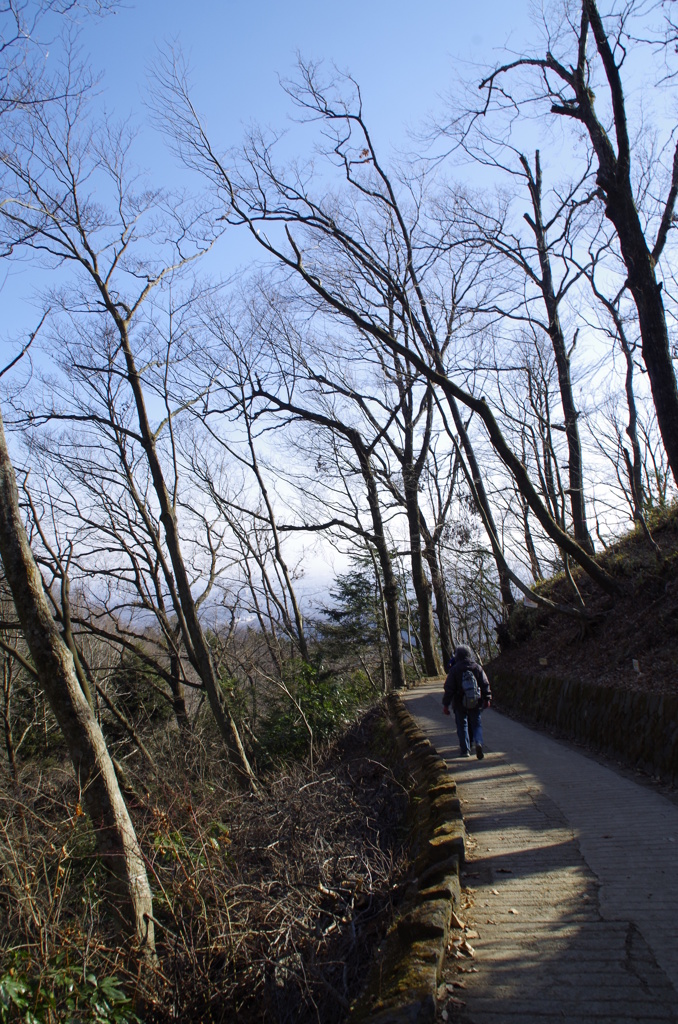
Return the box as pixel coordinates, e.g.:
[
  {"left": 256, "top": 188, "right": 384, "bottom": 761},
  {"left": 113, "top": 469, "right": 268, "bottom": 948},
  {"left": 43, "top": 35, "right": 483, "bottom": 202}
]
[{"left": 443, "top": 644, "right": 491, "bottom": 711}]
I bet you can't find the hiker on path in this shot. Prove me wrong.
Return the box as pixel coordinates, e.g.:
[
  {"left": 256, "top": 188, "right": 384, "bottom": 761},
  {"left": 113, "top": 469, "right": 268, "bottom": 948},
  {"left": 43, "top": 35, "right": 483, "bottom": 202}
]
[
  {"left": 442, "top": 644, "right": 492, "bottom": 759},
  {"left": 444, "top": 651, "right": 473, "bottom": 746}
]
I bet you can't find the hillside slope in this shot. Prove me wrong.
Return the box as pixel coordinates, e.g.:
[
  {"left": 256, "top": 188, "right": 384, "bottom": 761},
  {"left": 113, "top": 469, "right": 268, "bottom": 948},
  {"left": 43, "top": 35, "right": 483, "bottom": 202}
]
[{"left": 492, "top": 507, "right": 678, "bottom": 698}]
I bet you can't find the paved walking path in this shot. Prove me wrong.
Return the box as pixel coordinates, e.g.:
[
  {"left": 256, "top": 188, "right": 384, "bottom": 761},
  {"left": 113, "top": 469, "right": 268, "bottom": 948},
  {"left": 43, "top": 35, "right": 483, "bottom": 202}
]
[{"left": 402, "top": 683, "right": 678, "bottom": 1023}]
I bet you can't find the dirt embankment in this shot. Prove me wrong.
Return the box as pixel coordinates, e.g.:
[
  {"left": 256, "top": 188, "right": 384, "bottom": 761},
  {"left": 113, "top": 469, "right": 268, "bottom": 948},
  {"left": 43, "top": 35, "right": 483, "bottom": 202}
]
[{"left": 492, "top": 508, "right": 678, "bottom": 700}]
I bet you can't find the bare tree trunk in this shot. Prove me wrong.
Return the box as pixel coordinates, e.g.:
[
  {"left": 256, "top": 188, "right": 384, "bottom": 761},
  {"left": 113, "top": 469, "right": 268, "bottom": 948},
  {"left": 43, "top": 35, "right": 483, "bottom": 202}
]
[
  {"left": 2, "top": 660, "right": 16, "bottom": 781},
  {"left": 422, "top": 534, "right": 454, "bottom": 669},
  {"left": 620, "top": 246, "right": 678, "bottom": 484},
  {"left": 0, "top": 409, "right": 155, "bottom": 954},
  {"left": 169, "top": 650, "right": 191, "bottom": 736},
  {"left": 620, "top": 340, "right": 644, "bottom": 523},
  {"left": 353, "top": 440, "right": 406, "bottom": 690},
  {"left": 521, "top": 495, "right": 543, "bottom": 582},
  {"left": 438, "top": 389, "right": 515, "bottom": 610},
  {"left": 109, "top": 316, "right": 256, "bottom": 789},
  {"left": 562, "top": 0, "right": 678, "bottom": 488},
  {"left": 402, "top": 466, "right": 442, "bottom": 676},
  {"left": 520, "top": 151, "right": 595, "bottom": 554},
  {"left": 590, "top": 280, "right": 647, "bottom": 525}
]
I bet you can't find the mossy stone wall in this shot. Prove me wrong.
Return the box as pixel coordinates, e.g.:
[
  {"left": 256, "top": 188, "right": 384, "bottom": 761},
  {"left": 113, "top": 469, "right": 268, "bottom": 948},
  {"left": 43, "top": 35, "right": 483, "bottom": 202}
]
[
  {"left": 489, "top": 670, "right": 678, "bottom": 785},
  {"left": 349, "top": 693, "right": 464, "bottom": 1023}
]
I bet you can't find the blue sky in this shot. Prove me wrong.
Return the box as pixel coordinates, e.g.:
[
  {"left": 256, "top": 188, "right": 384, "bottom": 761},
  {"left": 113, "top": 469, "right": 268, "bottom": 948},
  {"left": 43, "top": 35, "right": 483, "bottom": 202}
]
[
  {"left": 83, "top": 0, "right": 526, "bottom": 150},
  {"left": 4, "top": 1, "right": 672, "bottom": 589},
  {"left": 2, "top": 0, "right": 532, "bottom": 350}
]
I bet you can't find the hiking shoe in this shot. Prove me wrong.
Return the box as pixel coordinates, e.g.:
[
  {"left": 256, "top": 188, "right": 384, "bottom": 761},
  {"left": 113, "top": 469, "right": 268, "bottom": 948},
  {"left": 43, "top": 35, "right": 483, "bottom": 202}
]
[
  {"left": 476, "top": 745, "right": 484, "bottom": 760},
  {"left": 460, "top": 750, "right": 470, "bottom": 758}
]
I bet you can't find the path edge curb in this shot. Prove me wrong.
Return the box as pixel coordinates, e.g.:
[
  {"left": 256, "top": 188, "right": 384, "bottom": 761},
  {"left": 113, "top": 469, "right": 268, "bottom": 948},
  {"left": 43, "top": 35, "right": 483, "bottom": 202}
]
[{"left": 349, "top": 692, "right": 464, "bottom": 1024}]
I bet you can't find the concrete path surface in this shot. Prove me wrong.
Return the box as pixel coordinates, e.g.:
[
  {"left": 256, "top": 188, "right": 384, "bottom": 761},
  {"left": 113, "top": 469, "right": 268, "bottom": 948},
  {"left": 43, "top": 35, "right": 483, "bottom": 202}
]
[{"left": 402, "top": 682, "right": 678, "bottom": 1023}]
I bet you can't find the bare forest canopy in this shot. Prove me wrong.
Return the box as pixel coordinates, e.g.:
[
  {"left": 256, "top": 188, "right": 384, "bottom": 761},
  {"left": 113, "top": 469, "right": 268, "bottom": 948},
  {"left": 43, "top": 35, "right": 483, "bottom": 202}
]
[{"left": 0, "top": 0, "right": 677, "bottom": 1018}]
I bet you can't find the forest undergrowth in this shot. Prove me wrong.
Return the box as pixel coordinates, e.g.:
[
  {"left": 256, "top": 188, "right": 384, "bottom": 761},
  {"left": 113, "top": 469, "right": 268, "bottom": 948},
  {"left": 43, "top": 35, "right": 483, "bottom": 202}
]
[{"left": 0, "top": 704, "right": 413, "bottom": 1024}]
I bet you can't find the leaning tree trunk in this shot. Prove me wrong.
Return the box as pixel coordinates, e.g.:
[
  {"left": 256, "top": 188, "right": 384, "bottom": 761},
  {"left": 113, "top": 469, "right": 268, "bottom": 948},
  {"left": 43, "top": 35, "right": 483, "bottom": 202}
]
[
  {"left": 441, "top": 389, "right": 515, "bottom": 611},
  {"left": 608, "top": 201, "right": 678, "bottom": 485},
  {"left": 0, "top": 410, "right": 155, "bottom": 955},
  {"left": 112, "top": 319, "right": 256, "bottom": 788}
]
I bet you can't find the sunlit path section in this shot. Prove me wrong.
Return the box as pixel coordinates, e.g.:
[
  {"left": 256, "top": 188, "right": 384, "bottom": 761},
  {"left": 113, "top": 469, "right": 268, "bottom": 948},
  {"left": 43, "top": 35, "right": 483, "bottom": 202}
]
[{"left": 403, "top": 682, "right": 678, "bottom": 1023}]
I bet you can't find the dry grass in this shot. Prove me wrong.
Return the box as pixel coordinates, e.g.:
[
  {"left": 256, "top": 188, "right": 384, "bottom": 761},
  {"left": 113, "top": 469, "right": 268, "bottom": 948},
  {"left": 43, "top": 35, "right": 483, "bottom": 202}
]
[{"left": 0, "top": 705, "right": 414, "bottom": 1023}]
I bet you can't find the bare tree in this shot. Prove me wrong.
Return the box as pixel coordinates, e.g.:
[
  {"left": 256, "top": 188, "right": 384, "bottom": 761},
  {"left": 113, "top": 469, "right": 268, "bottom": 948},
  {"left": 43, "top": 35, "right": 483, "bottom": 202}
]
[
  {"left": 246, "top": 389, "right": 407, "bottom": 690},
  {"left": 199, "top": 282, "right": 451, "bottom": 679},
  {"left": 454, "top": 151, "right": 597, "bottom": 553},
  {"left": 155, "top": 55, "right": 620, "bottom": 613},
  {"left": 0, "top": 0, "right": 159, "bottom": 953},
  {"left": 477, "top": 0, "right": 678, "bottom": 487},
  {"left": 182, "top": 304, "right": 311, "bottom": 668},
  {"left": 0, "top": 72, "right": 258, "bottom": 784},
  {"left": 0, "top": 400, "right": 156, "bottom": 951}
]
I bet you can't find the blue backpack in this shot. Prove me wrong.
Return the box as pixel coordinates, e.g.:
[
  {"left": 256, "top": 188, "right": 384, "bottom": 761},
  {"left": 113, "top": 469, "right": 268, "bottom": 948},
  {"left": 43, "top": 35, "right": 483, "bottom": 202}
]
[{"left": 461, "top": 668, "right": 481, "bottom": 710}]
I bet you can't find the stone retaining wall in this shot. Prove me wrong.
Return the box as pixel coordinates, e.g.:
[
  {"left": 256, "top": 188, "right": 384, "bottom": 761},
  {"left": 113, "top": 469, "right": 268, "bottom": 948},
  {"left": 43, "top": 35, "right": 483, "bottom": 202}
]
[
  {"left": 349, "top": 693, "right": 465, "bottom": 1024},
  {"left": 489, "top": 669, "right": 678, "bottom": 785}
]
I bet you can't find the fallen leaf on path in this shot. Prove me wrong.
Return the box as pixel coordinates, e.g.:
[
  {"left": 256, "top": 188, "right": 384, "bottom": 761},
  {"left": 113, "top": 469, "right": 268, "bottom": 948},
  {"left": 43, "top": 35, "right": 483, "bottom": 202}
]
[
  {"left": 490, "top": 888, "right": 499, "bottom": 895},
  {"left": 486, "top": 919, "right": 496, "bottom": 924},
  {"left": 508, "top": 908, "right": 519, "bottom": 915},
  {"left": 447, "top": 996, "right": 466, "bottom": 1007},
  {"left": 450, "top": 911, "right": 466, "bottom": 929},
  {"left": 459, "top": 938, "right": 475, "bottom": 957},
  {"left": 448, "top": 981, "right": 467, "bottom": 991},
  {"left": 455, "top": 965, "right": 479, "bottom": 974},
  {"left": 441, "top": 1010, "right": 448, "bottom": 1022},
  {"left": 465, "top": 929, "right": 479, "bottom": 939}
]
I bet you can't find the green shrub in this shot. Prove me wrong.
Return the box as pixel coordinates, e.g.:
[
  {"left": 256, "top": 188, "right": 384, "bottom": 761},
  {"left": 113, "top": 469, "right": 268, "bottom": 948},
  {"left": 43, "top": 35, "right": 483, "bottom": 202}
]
[
  {"left": 0, "top": 951, "right": 139, "bottom": 1024},
  {"left": 497, "top": 602, "right": 540, "bottom": 650},
  {"left": 258, "top": 664, "right": 373, "bottom": 763},
  {"left": 108, "top": 652, "right": 172, "bottom": 727}
]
